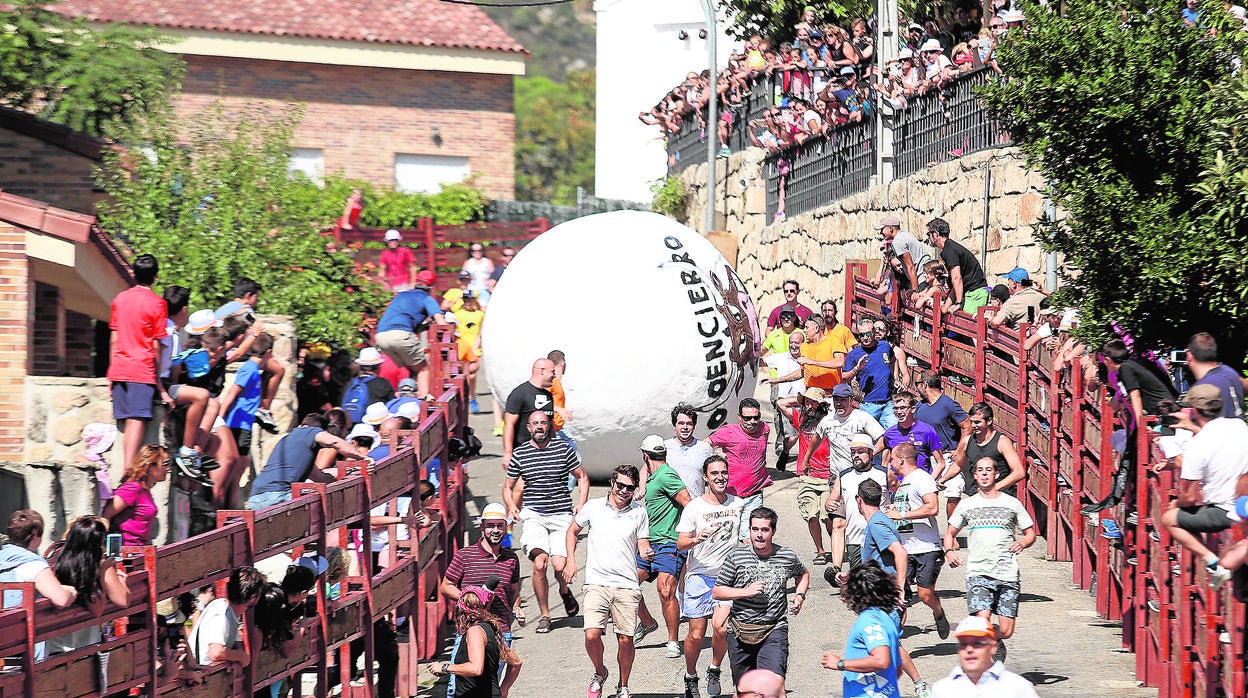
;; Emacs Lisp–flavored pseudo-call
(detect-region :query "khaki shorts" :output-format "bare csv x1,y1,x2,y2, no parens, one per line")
583,584,642,635
375,329,428,370
796,475,831,521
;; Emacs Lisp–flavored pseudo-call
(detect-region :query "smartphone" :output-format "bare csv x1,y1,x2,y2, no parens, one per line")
106,533,123,559
1168,349,1186,364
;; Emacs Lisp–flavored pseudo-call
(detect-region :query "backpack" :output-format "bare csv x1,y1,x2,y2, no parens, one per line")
342,375,379,423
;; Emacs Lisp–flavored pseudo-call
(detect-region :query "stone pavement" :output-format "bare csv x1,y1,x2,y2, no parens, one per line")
421,398,1157,697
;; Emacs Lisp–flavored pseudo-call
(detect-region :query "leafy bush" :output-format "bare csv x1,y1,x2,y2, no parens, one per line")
650,176,690,220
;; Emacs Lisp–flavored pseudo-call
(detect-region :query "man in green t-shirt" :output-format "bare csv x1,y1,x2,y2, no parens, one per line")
634,435,692,658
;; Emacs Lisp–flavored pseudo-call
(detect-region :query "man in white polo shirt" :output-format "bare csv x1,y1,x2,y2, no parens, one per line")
564,464,652,698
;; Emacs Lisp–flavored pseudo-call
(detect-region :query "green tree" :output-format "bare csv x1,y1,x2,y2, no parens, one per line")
717,0,874,41
980,0,1248,360
514,70,595,204
95,102,391,347
0,0,181,136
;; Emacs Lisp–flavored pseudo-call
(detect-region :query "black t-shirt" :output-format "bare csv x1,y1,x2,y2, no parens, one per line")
452,621,502,697
489,265,507,282
939,239,988,299
365,374,396,406
1117,359,1177,415
504,382,554,444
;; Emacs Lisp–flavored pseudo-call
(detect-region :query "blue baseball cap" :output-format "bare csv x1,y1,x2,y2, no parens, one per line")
1236,495,1248,520
1003,267,1029,283
831,384,854,398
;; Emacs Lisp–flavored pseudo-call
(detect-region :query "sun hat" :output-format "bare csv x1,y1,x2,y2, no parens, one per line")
384,229,402,242
362,402,391,425
356,347,384,366
187,309,220,335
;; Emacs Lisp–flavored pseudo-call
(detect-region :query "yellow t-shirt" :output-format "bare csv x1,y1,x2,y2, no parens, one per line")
455,308,483,361
443,288,465,313
801,330,854,389
825,322,858,353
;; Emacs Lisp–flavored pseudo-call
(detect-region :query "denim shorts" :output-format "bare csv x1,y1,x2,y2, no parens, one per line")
637,542,687,580
245,489,292,511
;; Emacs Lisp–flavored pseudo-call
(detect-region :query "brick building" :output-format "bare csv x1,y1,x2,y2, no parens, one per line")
57,0,527,198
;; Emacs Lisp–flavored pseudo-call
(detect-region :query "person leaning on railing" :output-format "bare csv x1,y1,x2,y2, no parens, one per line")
0,510,78,628
44,516,131,656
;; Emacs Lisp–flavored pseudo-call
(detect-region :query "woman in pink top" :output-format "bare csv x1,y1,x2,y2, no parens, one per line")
103,444,169,546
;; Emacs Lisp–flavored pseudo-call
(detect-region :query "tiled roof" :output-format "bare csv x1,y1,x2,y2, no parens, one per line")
55,0,527,55
0,190,133,283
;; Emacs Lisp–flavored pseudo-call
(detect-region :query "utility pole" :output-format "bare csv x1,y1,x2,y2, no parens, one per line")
874,0,899,184
699,0,717,233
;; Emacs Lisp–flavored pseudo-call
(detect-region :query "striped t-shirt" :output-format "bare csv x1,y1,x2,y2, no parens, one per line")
715,544,806,625
505,439,581,515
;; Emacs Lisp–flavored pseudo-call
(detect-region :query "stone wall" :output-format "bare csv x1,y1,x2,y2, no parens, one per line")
6,313,299,545
677,147,1054,323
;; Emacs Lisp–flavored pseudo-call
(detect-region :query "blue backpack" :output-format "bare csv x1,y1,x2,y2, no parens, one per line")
341,375,380,423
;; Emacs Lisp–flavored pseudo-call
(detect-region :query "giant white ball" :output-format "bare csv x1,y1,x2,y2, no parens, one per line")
482,211,762,478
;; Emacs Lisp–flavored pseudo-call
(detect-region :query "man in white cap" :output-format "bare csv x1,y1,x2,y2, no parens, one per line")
441,502,522,693
931,617,1038,697
633,435,691,658
380,229,418,293
341,348,396,423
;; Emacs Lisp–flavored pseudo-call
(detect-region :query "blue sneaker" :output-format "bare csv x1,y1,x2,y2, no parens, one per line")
469,398,480,414
1101,519,1122,539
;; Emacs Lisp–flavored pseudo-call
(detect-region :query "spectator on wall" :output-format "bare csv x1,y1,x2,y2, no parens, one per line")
380,229,418,293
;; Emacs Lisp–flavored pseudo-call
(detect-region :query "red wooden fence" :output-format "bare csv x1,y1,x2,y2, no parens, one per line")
845,262,1247,698
0,328,470,697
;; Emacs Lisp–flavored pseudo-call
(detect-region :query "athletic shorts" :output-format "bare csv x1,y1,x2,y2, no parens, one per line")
230,426,253,457
583,584,641,636
375,329,428,370
112,382,156,420
966,575,1021,618
681,573,729,619
936,453,963,497
1176,504,1233,533
962,287,990,315
906,550,945,591
518,508,572,559
637,542,686,579
796,476,831,521
844,544,863,567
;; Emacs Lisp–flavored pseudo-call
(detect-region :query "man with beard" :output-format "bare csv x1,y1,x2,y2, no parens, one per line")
777,387,837,566
440,503,522,693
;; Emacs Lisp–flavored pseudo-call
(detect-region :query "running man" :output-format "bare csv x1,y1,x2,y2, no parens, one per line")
944,457,1037,664
676,455,744,698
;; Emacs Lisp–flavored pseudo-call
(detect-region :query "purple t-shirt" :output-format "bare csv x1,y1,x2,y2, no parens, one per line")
709,423,772,497
884,420,943,473
1196,364,1246,420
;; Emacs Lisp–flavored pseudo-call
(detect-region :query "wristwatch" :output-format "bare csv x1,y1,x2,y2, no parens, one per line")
438,662,450,675
795,591,807,600
837,659,845,671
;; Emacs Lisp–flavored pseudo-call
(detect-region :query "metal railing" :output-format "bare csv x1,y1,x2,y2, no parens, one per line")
665,76,777,174
891,66,1012,178
763,119,876,220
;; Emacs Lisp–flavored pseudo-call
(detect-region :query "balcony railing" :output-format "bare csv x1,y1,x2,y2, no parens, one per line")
891,67,1012,178
764,119,876,220
666,76,777,174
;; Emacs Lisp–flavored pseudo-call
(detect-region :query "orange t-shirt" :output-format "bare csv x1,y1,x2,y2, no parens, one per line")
551,377,566,431
801,331,854,389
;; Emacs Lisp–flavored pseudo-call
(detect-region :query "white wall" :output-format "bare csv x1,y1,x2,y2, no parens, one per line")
594,0,736,202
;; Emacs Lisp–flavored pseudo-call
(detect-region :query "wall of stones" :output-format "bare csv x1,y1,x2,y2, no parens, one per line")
678,147,1053,323
7,314,299,545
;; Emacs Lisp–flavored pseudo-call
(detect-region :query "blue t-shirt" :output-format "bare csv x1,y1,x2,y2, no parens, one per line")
251,427,325,495
385,395,421,415
863,510,900,575
883,421,943,473
224,359,263,429
1182,7,1202,24
370,444,391,461
1196,364,1245,420
376,290,441,333
842,606,902,698
915,394,968,450
846,341,894,403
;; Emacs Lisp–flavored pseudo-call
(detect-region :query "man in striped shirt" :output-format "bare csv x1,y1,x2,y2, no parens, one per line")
503,411,589,634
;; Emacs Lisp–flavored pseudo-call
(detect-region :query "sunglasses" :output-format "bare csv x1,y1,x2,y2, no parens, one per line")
958,638,993,649
740,414,762,422
612,481,638,492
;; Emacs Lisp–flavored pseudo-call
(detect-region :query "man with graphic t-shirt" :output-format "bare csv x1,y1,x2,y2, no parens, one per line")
709,399,772,540
502,358,557,471
945,458,1036,664
842,320,898,429
107,254,171,472
1186,333,1245,419
676,455,744,698
926,217,988,315
885,443,951,640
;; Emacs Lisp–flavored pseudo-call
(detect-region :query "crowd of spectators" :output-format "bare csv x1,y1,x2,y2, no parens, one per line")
645,2,1023,166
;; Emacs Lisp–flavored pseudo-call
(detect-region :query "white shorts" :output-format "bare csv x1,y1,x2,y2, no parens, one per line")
681,573,730,619
937,452,964,497
518,508,572,559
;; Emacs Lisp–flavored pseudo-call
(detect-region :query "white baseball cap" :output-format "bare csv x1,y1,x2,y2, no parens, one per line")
384,229,402,242
639,435,667,454
362,402,390,425
356,347,384,366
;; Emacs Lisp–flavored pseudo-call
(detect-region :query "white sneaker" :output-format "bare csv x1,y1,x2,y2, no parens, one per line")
665,640,681,658
615,687,631,698
587,671,608,698
1209,564,1233,590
